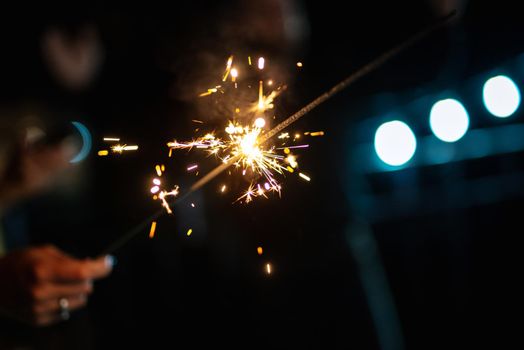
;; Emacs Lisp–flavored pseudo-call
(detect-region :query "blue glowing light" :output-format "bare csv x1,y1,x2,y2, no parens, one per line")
430,98,469,142
483,75,521,118
374,120,417,166
70,121,92,163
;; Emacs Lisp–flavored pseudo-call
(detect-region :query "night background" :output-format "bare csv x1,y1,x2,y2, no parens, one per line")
0,1,521,348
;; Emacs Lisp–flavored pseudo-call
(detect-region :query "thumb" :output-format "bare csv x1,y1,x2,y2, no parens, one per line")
47,255,115,282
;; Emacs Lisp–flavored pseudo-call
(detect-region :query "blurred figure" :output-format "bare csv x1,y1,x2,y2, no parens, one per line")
41,25,103,91
0,14,111,335
0,123,113,327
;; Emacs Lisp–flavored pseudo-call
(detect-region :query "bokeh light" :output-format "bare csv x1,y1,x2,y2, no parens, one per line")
430,99,469,142
374,120,417,166
483,75,521,118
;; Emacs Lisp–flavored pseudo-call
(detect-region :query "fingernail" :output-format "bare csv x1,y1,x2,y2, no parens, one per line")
105,255,116,268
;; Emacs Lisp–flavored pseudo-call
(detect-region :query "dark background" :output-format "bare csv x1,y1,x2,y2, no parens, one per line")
0,1,522,349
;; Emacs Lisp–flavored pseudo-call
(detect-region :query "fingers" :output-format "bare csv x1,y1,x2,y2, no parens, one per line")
31,281,92,301
31,294,87,327
33,294,87,315
39,253,114,283
1,246,114,328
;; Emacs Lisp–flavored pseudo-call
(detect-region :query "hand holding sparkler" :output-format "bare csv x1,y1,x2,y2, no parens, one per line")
0,245,114,326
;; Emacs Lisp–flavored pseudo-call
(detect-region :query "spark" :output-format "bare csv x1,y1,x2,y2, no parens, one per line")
266,263,272,274
186,228,193,236
222,55,234,81
248,56,252,65
149,221,157,238
236,183,256,203
155,165,162,176
258,57,265,70
286,155,298,168
257,247,263,255
296,62,303,67
299,173,311,182
187,164,198,171
98,150,109,156
111,144,138,153
157,186,180,214
199,87,220,97
221,185,227,193
231,68,238,82
309,131,325,137
153,178,161,185
191,203,195,208
254,117,266,128
278,133,289,139
258,81,264,110
253,86,281,113
103,137,120,142
150,186,160,194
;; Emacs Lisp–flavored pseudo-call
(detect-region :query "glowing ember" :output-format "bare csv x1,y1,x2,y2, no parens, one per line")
149,221,157,238
254,117,266,128
222,55,234,81
111,144,139,153
157,186,180,214
231,68,238,82
258,57,265,70
299,173,311,182
309,131,325,137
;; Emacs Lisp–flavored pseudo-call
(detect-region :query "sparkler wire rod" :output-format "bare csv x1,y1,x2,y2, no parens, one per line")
99,11,455,256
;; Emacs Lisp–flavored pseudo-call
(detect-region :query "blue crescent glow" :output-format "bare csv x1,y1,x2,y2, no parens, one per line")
70,121,92,163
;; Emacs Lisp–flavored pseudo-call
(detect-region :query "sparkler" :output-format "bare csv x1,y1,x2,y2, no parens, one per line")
99,11,456,255
167,55,304,205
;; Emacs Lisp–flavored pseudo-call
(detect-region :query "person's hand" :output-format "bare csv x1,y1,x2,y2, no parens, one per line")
0,245,113,326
